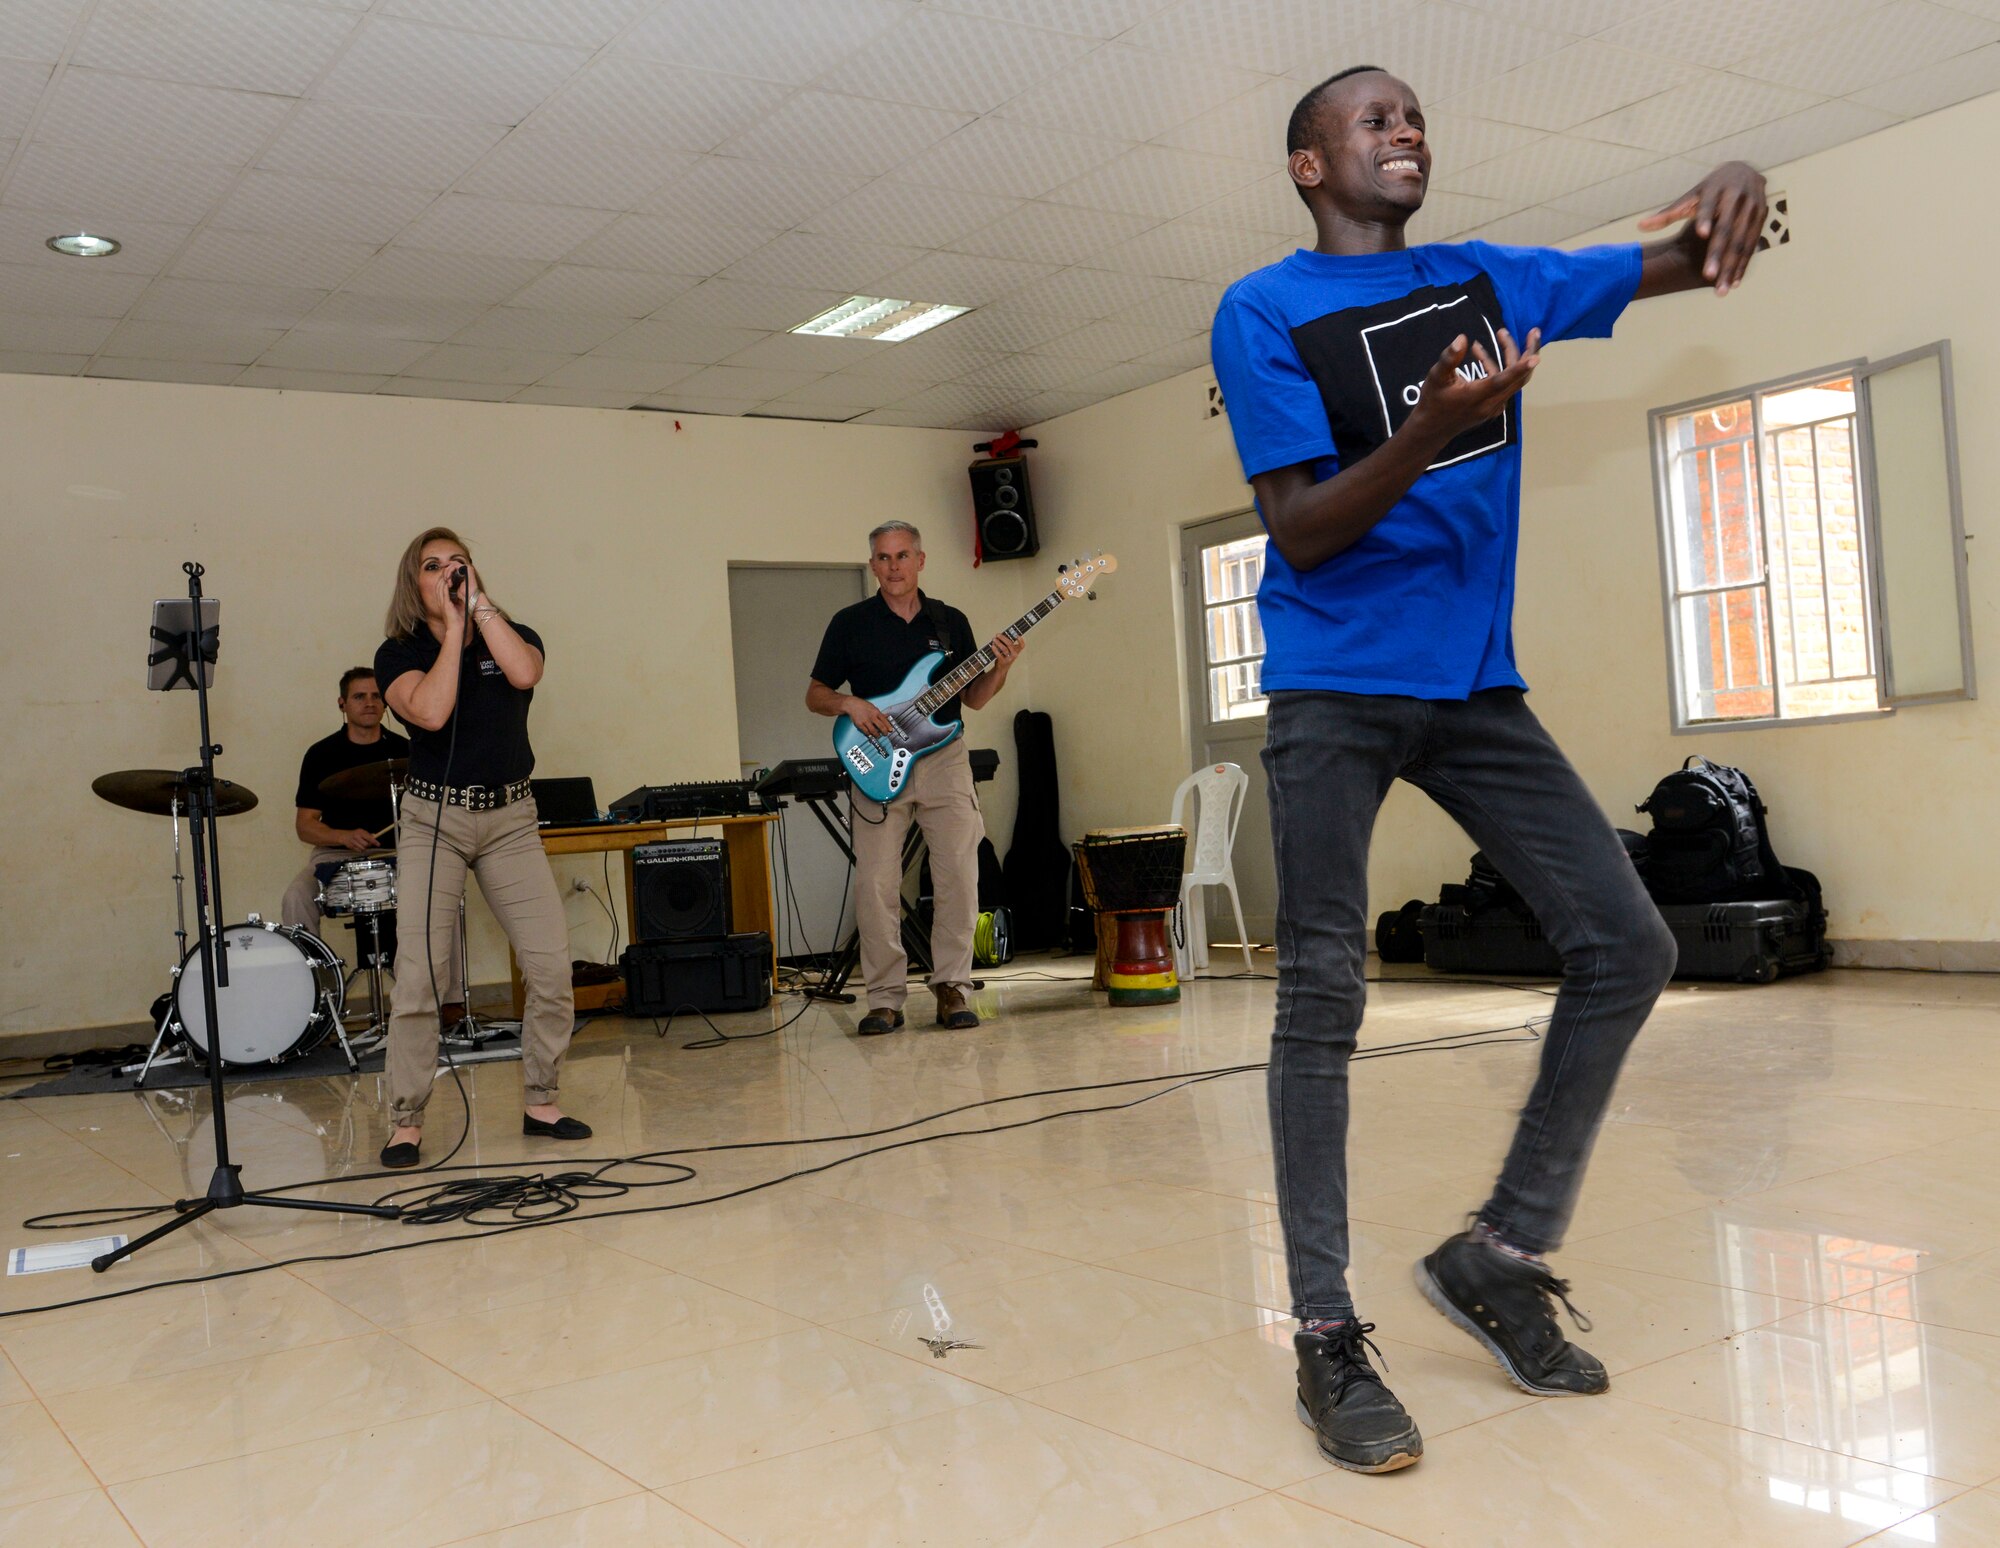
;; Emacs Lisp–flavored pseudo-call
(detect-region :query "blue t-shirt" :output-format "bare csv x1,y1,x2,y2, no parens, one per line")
1210,241,1641,698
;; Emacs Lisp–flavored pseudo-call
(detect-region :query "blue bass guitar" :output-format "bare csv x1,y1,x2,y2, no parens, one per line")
833,552,1115,805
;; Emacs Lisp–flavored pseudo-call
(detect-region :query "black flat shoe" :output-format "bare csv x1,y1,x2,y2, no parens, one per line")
379,1140,421,1169
523,1114,592,1140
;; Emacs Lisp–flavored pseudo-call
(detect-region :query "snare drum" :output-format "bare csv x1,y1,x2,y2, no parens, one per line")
318,855,397,917
173,920,345,1067
1076,826,1187,1007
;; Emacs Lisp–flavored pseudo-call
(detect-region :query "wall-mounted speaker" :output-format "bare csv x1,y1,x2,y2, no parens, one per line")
633,838,730,942
969,455,1039,561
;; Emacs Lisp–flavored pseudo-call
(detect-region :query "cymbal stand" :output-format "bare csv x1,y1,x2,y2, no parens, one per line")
130,794,195,1086
94,561,399,1276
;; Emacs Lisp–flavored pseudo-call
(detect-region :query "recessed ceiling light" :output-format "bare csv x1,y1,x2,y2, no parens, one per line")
792,295,969,343
47,232,121,258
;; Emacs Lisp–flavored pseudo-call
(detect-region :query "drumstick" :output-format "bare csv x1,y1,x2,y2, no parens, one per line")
371,821,397,840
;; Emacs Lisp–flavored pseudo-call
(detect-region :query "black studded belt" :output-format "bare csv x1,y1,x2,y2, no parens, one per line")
405,776,531,811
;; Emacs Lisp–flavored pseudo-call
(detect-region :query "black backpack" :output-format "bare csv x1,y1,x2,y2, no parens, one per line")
1637,756,1792,904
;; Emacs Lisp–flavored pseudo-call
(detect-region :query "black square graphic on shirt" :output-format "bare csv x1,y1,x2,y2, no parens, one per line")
1289,272,1513,473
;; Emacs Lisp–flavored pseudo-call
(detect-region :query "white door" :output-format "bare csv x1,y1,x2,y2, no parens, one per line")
728,563,868,963
1180,510,1275,945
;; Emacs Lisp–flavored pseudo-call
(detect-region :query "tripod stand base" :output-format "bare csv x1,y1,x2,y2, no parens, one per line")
91,1163,402,1273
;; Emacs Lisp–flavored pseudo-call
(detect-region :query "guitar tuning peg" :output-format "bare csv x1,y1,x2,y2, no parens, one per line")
1085,589,1097,601
1057,562,1068,572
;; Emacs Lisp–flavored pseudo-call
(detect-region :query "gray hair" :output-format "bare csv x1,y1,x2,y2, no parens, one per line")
868,520,922,551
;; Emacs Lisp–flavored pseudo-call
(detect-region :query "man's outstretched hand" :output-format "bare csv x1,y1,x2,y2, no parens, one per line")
1406,327,1542,445
1638,161,1768,296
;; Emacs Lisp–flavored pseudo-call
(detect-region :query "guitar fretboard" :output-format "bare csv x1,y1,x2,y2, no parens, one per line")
910,588,1066,718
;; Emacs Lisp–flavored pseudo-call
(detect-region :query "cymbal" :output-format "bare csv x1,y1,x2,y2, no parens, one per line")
318,758,409,803
92,769,259,818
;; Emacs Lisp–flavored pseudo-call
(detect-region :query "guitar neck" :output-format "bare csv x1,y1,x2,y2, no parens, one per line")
914,588,1065,715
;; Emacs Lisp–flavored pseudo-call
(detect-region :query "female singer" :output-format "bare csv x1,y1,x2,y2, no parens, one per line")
373,527,588,1167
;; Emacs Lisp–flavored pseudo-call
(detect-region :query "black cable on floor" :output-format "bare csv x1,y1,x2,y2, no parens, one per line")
4,1014,1547,1319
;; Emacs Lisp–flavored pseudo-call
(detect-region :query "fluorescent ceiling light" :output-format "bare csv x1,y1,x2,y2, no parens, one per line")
792,295,969,343
47,232,121,258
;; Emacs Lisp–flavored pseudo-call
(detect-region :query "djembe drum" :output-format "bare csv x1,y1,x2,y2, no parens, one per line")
1075,826,1187,1006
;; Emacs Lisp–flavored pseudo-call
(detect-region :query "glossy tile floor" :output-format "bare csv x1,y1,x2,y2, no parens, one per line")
4,961,2000,1546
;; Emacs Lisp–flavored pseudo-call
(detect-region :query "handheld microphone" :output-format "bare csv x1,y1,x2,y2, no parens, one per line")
447,565,466,602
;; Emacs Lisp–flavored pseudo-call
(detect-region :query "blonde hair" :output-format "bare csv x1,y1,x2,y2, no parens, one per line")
384,526,505,639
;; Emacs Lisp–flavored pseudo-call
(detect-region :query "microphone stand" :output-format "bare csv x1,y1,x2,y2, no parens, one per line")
95,563,399,1273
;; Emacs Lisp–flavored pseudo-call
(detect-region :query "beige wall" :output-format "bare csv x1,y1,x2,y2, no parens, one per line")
1023,90,1999,954
0,376,1031,1037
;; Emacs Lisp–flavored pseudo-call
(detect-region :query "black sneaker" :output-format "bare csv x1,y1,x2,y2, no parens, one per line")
1293,1322,1423,1473
1415,1230,1609,1395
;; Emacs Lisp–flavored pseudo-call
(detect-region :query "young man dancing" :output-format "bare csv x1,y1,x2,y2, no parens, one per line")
1209,65,1765,1473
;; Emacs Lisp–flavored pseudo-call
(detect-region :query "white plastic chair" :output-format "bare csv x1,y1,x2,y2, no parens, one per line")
1170,762,1254,978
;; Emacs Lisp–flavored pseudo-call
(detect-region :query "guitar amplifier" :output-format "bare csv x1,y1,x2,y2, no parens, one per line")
633,838,730,941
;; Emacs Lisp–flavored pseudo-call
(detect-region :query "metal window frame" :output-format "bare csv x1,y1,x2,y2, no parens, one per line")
1649,356,1897,735
1850,340,1978,707
1180,508,1269,739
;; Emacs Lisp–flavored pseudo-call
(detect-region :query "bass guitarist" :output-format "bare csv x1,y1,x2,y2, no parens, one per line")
807,520,1023,1034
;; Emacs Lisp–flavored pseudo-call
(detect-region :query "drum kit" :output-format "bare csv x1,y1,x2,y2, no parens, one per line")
93,758,413,1084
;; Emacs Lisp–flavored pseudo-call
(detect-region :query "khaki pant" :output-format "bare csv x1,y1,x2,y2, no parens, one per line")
851,738,983,1011
281,846,463,999
386,795,572,1128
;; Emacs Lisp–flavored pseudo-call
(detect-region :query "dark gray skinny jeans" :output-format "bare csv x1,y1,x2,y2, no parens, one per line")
1263,687,1677,1321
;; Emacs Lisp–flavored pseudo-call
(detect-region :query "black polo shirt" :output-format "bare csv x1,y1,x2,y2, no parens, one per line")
295,726,411,833
375,621,544,788
812,590,979,723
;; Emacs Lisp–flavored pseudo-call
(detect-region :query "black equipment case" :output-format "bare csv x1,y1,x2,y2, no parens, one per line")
621,932,772,1015
1419,897,1829,984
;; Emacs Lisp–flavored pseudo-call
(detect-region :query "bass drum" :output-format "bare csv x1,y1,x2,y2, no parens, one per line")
173,921,345,1068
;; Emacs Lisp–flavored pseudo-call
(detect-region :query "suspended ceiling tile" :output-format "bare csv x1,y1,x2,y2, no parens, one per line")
650,277,845,331
1850,41,2000,118
1461,203,1601,245
1000,43,1268,144
1693,98,1901,170
946,201,1157,267
88,357,244,384
457,131,699,211
1089,219,1280,282
1738,0,2000,98
1008,388,1103,423
0,0,90,65
171,228,380,290
341,246,547,302
1435,132,1656,203
999,265,1180,320
641,156,868,229
616,0,913,85
293,292,490,340
1063,358,1182,398
0,207,190,274
948,351,1096,394
509,384,649,408
0,311,116,352
381,0,655,50
1151,78,1299,163
802,180,1024,250
745,402,866,421
1449,0,1655,33
1044,144,1269,220
927,0,1174,40
35,69,294,163
769,372,909,408
635,391,762,415
210,171,440,244
1598,0,1885,71
1025,317,1203,363
816,8,1095,114
877,248,1060,306
313,16,590,125
134,278,331,329
1342,3,1570,100
260,103,509,189
671,362,825,399
1402,188,1512,243
1443,41,1703,132
536,353,704,391
236,365,392,393
394,194,618,261
1104,277,1225,331
102,317,284,363
257,331,436,373
530,55,793,151
1126,0,1404,79
0,58,54,139
1580,73,1824,154
719,331,889,373
718,91,973,176
72,0,359,95
1420,109,1551,169
895,117,1129,200
0,349,88,374
402,342,572,383
505,263,699,316
882,379,1022,422
919,301,1084,356
562,213,773,276
448,306,629,354
590,318,771,362
1185,174,1312,239
379,376,518,400
1545,155,1711,224
1132,333,1214,373
720,232,928,293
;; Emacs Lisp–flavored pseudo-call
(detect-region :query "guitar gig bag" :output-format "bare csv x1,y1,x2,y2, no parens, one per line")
1003,709,1071,950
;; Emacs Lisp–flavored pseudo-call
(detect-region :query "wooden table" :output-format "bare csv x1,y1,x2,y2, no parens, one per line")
509,814,779,1015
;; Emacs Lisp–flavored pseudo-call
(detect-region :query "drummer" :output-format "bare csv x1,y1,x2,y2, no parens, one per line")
280,669,417,939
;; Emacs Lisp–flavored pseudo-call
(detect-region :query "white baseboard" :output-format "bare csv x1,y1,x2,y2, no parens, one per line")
1829,939,2000,973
